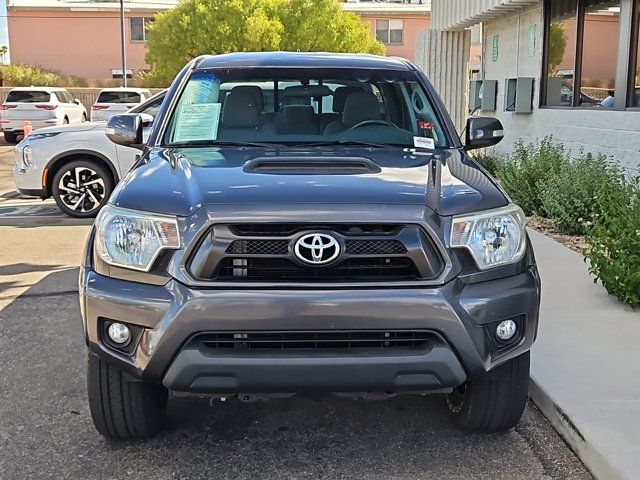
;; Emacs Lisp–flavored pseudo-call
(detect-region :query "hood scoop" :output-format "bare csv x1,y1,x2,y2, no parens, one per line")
243,157,381,175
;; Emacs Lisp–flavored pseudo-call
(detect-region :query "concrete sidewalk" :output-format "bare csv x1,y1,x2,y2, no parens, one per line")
528,230,640,480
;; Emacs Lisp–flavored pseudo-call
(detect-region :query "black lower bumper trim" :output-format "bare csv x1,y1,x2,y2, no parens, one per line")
162,345,467,393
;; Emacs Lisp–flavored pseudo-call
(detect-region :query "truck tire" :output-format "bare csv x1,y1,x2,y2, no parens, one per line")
87,353,168,440
445,351,530,433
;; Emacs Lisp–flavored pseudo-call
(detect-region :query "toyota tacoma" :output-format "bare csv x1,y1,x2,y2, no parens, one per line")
80,52,540,440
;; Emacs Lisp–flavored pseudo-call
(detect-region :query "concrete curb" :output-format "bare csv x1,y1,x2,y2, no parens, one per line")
529,379,622,480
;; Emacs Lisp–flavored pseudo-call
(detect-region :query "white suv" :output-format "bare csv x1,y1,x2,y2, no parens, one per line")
13,91,164,217
1,87,87,143
91,87,152,122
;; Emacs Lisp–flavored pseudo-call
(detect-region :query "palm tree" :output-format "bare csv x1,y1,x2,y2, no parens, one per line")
0,45,7,65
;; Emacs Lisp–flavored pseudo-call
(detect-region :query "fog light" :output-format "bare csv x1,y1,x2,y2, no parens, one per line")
107,322,131,345
496,319,517,341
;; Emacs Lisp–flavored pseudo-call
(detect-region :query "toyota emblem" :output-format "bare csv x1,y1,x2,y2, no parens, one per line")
294,233,340,265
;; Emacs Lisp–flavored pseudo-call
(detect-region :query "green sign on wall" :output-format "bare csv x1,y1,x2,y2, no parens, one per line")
492,35,499,62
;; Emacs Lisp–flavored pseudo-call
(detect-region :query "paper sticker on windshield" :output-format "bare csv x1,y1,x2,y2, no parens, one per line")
413,136,435,150
173,102,221,143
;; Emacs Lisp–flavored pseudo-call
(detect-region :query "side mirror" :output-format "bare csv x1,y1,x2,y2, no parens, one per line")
74,98,82,106
105,113,144,149
465,116,504,151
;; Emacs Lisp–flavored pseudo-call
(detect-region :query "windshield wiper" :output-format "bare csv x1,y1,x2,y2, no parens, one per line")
166,140,282,148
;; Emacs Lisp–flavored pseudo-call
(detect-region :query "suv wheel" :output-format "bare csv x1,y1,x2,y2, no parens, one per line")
52,159,113,218
87,353,168,440
3,132,18,144
446,351,529,433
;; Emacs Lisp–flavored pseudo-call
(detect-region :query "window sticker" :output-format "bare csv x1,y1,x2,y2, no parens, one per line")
173,73,222,143
413,136,435,150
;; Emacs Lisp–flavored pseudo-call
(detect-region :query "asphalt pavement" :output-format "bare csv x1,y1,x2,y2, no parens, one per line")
0,142,593,480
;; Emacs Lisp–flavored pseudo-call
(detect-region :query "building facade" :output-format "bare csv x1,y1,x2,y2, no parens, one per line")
6,0,430,81
428,0,640,172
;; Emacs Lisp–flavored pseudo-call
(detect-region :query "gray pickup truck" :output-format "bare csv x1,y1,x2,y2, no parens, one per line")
80,52,540,440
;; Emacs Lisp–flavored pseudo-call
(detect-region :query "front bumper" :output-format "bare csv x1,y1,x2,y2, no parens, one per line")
80,266,540,394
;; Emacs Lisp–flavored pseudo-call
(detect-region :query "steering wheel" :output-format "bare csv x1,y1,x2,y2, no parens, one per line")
349,119,395,130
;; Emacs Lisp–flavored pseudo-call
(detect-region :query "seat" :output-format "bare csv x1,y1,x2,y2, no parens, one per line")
278,105,318,135
320,86,362,132
324,90,381,135
219,88,274,140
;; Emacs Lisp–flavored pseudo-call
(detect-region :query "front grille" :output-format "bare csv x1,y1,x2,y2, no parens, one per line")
188,223,445,283
216,257,419,282
197,330,434,351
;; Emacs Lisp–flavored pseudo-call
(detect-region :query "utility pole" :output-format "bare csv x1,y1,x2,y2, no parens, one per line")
120,0,127,87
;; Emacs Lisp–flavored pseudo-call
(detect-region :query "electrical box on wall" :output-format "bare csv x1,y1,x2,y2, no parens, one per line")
505,77,535,113
469,80,482,111
469,80,498,112
481,80,498,111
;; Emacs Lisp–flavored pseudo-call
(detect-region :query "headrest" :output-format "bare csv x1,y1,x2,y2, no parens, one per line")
222,88,260,128
342,91,381,127
230,85,264,110
283,105,315,124
282,85,332,98
332,86,362,113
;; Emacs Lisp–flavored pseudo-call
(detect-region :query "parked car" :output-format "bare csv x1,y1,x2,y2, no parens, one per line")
1,87,87,143
82,52,540,440
90,87,152,122
13,91,165,217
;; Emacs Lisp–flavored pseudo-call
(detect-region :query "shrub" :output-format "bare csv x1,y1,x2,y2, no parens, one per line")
586,178,640,307
539,152,629,235
0,64,88,87
496,137,566,215
471,152,503,176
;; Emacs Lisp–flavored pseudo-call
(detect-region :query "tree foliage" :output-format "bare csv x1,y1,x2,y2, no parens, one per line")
547,23,567,73
144,0,386,85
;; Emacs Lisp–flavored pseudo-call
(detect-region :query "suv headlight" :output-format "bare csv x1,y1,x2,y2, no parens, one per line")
95,205,180,272
22,144,33,167
450,204,527,270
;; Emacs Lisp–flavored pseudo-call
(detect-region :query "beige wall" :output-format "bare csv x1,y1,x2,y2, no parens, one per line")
8,10,151,80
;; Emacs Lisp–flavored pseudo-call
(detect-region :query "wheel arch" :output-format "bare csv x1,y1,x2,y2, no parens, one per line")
44,150,119,196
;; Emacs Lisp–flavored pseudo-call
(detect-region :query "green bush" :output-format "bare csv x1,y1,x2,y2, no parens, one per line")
471,152,503,176
586,179,640,307
0,64,88,87
539,152,629,235
496,137,566,215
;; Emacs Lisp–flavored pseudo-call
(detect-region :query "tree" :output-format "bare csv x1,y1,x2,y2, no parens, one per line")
547,23,567,74
144,0,385,85
0,45,8,65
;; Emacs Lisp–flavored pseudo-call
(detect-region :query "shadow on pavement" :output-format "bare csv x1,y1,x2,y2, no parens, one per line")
0,269,591,480
0,263,65,276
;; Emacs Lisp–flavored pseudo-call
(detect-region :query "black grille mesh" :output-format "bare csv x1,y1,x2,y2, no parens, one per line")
198,330,434,350
226,240,289,255
345,239,406,255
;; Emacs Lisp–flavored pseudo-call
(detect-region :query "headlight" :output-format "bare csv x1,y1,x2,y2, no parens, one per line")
95,205,180,272
26,132,61,141
22,144,33,167
450,204,527,270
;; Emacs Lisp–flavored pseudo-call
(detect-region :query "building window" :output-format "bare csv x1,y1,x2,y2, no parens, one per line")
631,1,640,107
375,19,403,44
130,17,153,42
543,0,623,108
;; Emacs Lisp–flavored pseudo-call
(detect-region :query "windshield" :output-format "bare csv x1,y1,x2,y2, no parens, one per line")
162,68,449,149
6,91,51,103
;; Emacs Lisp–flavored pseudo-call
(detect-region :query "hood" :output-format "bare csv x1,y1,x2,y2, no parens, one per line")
29,122,104,135
112,146,508,217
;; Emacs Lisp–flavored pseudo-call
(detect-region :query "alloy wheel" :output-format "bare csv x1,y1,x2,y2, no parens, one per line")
57,167,106,213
